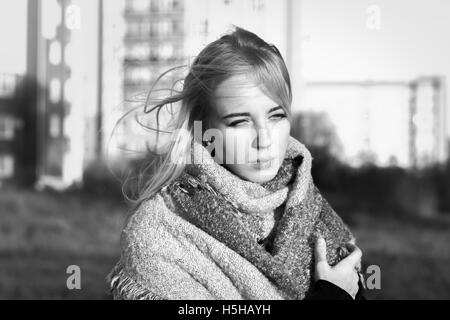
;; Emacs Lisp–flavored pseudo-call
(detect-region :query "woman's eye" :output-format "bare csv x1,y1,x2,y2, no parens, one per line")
270,113,287,120
228,119,249,127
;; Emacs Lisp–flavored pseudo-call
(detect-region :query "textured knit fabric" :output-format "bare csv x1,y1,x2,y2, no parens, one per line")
106,136,355,300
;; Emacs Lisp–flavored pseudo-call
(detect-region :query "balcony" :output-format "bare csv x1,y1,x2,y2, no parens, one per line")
123,6,184,19
124,31,185,43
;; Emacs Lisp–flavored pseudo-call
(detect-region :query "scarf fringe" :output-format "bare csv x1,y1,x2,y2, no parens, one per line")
106,264,163,300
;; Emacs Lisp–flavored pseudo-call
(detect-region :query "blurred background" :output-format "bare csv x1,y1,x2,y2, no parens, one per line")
1,0,450,299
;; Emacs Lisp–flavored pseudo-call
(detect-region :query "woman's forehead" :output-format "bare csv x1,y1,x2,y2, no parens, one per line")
213,75,277,111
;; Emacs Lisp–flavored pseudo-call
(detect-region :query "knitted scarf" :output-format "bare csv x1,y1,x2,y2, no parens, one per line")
162,136,354,300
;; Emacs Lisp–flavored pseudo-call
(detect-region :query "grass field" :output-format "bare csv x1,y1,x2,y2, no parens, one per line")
0,188,126,299
1,187,449,299
350,213,450,299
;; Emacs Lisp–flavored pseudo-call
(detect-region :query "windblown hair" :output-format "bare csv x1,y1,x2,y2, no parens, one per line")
122,26,293,211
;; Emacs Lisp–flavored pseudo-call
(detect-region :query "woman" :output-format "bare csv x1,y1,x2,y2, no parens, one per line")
107,26,364,300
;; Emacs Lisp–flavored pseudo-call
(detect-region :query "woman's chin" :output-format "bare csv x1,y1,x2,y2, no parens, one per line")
241,167,279,184
224,162,280,184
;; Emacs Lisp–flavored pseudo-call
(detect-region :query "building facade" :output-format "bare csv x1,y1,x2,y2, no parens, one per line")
409,77,447,168
0,75,22,186
26,0,101,190
302,77,448,168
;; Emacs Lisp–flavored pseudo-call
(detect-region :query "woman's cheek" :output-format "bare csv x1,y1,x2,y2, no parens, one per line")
213,121,290,165
273,120,291,166
225,128,255,164
271,120,290,139
211,126,251,165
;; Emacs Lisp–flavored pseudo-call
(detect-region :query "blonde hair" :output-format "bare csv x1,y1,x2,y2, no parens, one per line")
123,26,293,211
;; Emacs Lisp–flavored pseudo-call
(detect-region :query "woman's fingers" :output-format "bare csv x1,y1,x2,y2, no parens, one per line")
345,242,362,271
351,271,360,298
313,237,362,298
345,270,359,299
341,246,362,268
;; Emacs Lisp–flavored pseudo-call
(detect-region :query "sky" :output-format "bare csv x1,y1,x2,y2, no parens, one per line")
0,0,27,74
2,0,449,87
300,0,450,165
301,0,450,82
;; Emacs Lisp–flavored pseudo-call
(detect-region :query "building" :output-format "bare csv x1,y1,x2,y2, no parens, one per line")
302,77,448,168
27,0,102,190
0,75,21,186
123,0,185,98
121,0,295,96
409,77,447,168
117,0,186,155
114,0,301,157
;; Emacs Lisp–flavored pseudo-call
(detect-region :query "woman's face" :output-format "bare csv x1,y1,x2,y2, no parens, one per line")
206,74,291,184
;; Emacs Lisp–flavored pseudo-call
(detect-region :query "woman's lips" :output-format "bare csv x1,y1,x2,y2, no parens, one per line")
250,158,275,169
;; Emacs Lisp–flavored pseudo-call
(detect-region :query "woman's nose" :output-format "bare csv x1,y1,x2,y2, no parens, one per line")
253,126,272,150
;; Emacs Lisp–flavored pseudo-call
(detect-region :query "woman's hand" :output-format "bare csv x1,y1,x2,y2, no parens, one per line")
314,237,362,299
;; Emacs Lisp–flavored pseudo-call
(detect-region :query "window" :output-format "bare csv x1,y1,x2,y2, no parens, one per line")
172,20,183,34
159,43,174,60
172,0,182,10
199,20,208,36
0,154,14,179
150,0,160,12
49,41,62,65
126,20,152,38
49,114,61,138
125,66,152,84
49,78,61,103
126,21,141,37
0,74,16,98
0,116,15,140
161,0,172,11
125,44,151,60
150,22,158,37
252,0,265,11
149,46,159,61
150,20,171,37
173,45,184,60
140,20,151,36
128,0,151,12
160,20,172,36
151,0,180,12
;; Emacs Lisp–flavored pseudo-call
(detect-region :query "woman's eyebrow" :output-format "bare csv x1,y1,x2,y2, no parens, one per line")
222,106,283,120
222,112,250,120
268,106,284,113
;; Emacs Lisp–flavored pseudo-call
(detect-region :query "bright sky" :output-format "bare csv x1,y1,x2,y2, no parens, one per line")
301,0,450,165
0,0,27,74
